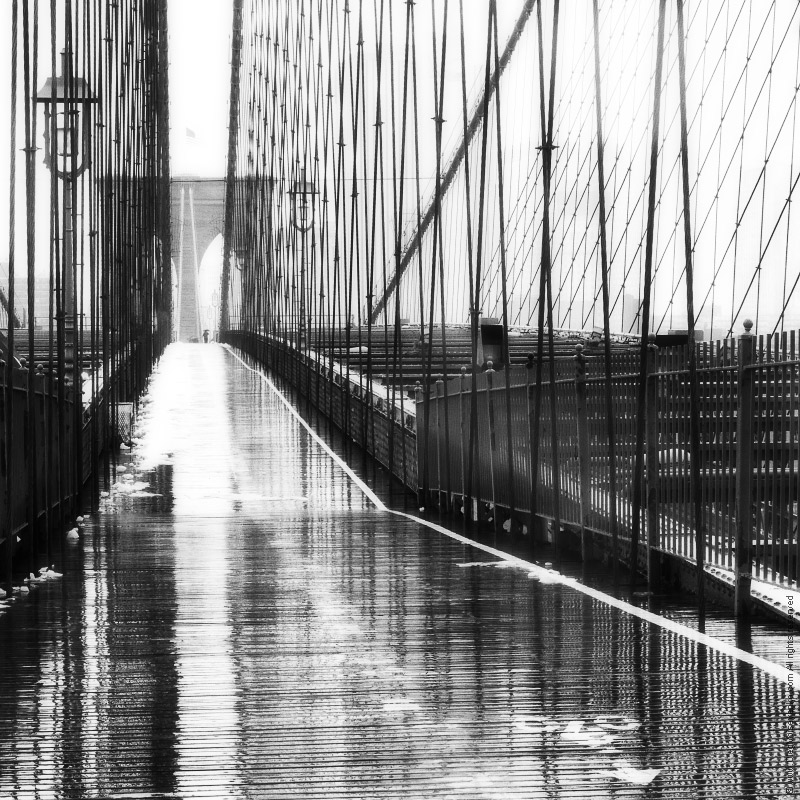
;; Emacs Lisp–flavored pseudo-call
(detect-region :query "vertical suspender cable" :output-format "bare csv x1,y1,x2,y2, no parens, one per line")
676,0,705,610
51,0,65,535
531,0,559,531
391,0,413,498
543,0,562,556
43,0,57,552
366,0,386,462
471,2,495,515
530,0,548,525
22,0,39,573
64,0,80,506
4,0,19,595
426,0,452,508
458,0,478,512
631,0,667,585
591,0,620,578
490,0,517,522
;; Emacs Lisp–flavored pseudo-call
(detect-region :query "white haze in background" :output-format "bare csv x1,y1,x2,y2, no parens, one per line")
169,0,233,179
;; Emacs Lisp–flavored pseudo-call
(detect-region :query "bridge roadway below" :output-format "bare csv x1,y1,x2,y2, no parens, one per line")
1,343,799,798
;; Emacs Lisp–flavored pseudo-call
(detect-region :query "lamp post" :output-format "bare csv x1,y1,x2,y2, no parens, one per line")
233,243,248,331
35,50,96,388
232,173,259,332
211,290,220,341
287,174,317,349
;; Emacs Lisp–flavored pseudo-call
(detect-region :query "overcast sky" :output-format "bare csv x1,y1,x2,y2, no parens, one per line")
169,0,233,178
0,1,796,334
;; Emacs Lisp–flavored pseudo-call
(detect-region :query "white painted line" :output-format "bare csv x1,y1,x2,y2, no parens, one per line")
223,345,387,510
225,342,800,690
388,510,800,690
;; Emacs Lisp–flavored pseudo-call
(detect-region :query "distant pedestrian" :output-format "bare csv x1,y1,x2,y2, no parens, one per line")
203,329,210,344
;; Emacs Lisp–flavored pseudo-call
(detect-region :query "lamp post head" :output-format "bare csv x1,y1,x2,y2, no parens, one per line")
232,213,252,270
35,51,97,178
288,176,317,233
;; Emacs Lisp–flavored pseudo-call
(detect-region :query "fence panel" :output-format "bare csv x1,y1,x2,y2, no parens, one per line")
750,333,799,587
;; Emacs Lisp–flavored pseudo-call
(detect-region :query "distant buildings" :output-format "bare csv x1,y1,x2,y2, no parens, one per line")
0,262,54,328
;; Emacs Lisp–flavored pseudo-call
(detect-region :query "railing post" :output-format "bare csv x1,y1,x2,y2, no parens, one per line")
435,378,445,511
526,354,537,540
735,319,755,616
415,382,424,509
574,345,592,561
646,336,660,588
486,361,498,534
459,367,467,515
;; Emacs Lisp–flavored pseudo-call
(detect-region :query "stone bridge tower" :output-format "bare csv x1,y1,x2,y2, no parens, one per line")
170,178,226,341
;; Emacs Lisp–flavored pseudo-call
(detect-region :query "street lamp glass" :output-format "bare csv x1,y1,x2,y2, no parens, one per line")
288,178,317,233
55,111,80,159
35,53,96,178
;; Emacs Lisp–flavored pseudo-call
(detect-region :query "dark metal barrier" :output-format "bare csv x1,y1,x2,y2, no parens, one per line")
1,338,156,579
0,369,75,551
419,323,800,615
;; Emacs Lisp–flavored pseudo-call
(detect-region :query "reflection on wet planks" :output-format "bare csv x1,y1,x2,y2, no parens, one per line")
0,343,797,799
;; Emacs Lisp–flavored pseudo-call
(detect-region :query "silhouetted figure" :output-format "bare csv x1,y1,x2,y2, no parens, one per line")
203,329,210,344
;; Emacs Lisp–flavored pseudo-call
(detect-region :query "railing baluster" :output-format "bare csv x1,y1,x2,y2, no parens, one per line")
486,362,498,535
435,378,444,510
646,338,660,588
735,320,755,615
459,366,466,515
575,345,591,562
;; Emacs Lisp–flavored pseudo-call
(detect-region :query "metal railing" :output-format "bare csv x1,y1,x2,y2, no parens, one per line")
418,323,800,606
0,368,76,548
1,337,154,580
224,330,419,489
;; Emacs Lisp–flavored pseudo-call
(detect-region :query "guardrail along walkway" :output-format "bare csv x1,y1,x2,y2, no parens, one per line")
1,343,798,798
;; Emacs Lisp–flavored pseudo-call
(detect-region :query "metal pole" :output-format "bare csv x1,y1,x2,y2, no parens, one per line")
735,320,755,615
591,0,620,578
631,0,667,583
63,177,75,386
575,345,591,561
299,228,306,349
676,0,706,611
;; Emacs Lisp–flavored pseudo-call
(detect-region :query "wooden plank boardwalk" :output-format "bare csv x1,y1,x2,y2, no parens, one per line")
1,343,799,798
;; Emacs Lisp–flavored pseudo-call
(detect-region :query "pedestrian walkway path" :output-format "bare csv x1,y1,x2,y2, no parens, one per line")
1,343,799,799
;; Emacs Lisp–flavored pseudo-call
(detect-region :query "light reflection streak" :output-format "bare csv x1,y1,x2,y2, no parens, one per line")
142,345,245,797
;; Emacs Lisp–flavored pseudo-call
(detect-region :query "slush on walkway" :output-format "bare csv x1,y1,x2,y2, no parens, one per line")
1,344,798,798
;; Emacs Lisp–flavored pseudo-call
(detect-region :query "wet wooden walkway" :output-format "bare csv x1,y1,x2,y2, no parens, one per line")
1,343,799,798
